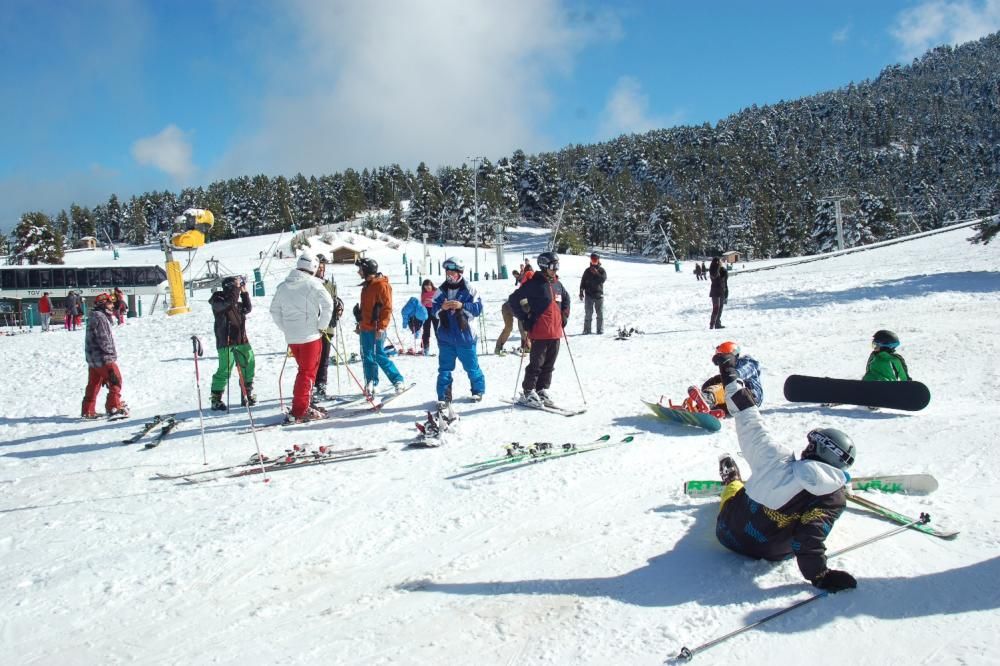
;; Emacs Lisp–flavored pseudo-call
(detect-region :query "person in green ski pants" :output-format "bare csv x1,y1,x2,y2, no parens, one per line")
209,275,256,410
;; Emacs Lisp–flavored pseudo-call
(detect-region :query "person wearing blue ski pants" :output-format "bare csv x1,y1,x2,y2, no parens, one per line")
436,341,485,401
359,330,404,387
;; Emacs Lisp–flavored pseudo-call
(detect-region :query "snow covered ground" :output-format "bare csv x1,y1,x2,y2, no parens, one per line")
1,224,998,665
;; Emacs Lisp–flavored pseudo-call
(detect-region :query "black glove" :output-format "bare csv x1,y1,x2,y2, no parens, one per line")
812,569,857,593
712,352,740,386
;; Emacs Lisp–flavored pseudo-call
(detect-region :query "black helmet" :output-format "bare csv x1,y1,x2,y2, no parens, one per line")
222,275,240,290
537,251,559,271
872,329,900,348
804,428,856,469
356,257,378,277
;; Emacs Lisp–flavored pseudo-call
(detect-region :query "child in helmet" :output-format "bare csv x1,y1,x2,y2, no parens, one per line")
208,275,255,411
81,293,129,419
863,329,911,381
701,341,762,415
712,350,857,593
432,257,485,406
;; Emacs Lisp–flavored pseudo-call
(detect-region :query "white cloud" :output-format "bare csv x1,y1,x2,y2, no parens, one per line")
596,76,683,140
832,25,851,43
214,0,615,177
891,0,1000,60
131,125,196,183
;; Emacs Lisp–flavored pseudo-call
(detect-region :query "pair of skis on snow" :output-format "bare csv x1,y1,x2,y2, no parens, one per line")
122,414,181,449
238,383,416,434
683,473,957,539
447,434,637,478
153,444,386,482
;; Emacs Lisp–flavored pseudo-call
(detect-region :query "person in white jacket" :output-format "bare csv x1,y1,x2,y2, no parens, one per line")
270,253,334,422
711,350,859,593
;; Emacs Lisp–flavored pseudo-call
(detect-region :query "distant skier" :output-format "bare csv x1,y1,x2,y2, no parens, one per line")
38,292,52,331
579,252,607,335
711,350,858,593
81,293,128,419
432,257,485,406
65,291,81,331
508,251,570,407
862,329,911,381
112,286,128,325
208,275,255,411
419,279,438,355
694,264,703,281
701,341,763,414
270,253,334,423
401,295,428,354
708,256,728,329
355,257,405,395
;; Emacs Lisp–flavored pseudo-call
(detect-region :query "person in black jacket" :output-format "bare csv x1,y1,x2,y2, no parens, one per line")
579,252,607,335
712,351,857,592
209,275,255,410
708,256,729,329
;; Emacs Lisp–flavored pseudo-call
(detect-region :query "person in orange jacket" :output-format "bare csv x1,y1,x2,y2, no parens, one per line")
355,258,405,395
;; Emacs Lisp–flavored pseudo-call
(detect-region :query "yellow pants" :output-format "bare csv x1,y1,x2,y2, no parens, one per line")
719,480,745,511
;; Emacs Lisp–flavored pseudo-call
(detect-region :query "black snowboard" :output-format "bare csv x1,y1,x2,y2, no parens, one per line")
783,375,930,411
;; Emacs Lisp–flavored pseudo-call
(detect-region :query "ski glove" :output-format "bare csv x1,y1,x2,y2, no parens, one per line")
812,569,857,593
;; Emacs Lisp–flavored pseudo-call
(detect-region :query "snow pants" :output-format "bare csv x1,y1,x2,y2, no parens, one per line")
82,362,124,416
288,339,322,418
437,341,485,401
421,315,438,353
210,344,256,393
315,334,331,387
583,295,603,334
41,313,51,331
495,302,528,353
522,338,560,393
359,330,404,388
710,297,725,328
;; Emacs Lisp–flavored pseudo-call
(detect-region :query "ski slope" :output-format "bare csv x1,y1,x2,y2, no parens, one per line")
1,224,998,665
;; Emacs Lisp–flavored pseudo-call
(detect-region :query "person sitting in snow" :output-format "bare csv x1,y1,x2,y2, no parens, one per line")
862,329,911,381
700,341,762,415
712,350,858,593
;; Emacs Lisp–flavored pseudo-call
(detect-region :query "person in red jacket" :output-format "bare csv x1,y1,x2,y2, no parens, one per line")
38,292,52,331
507,252,570,407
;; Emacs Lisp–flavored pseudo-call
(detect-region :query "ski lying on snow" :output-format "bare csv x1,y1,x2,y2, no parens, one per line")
122,414,176,444
846,492,958,539
143,417,182,449
499,397,586,417
683,473,939,498
449,435,634,478
238,384,416,433
153,446,367,480
225,447,386,478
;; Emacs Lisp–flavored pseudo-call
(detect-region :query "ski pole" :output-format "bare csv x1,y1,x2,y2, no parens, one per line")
676,512,929,661
390,312,405,352
234,361,269,483
190,335,208,465
332,340,379,408
512,345,527,400
676,592,828,662
277,345,290,413
561,325,587,406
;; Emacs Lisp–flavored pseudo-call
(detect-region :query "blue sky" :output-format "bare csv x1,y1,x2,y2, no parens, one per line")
2,0,999,232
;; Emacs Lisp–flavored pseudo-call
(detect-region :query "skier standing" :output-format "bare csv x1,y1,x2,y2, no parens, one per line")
81,293,128,419
356,258,405,394
419,279,438,355
112,286,128,325
708,256,728,329
432,257,485,406
508,251,570,407
862,329,911,381
711,350,857,592
313,257,345,400
270,254,334,422
579,252,606,335
65,291,81,331
38,292,52,331
208,275,255,411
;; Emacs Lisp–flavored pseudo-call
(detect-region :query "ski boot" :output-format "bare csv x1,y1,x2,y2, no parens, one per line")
210,391,227,412
719,453,742,485
241,383,257,407
536,389,555,408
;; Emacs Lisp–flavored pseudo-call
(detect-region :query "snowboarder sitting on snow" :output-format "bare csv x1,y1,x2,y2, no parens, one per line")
432,257,485,406
401,295,429,354
712,350,857,593
81,293,129,419
701,341,762,415
508,251,570,408
862,329,911,382
209,275,256,411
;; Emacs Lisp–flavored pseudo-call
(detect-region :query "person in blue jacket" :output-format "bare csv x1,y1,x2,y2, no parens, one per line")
432,257,485,407
701,341,763,415
401,296,428,354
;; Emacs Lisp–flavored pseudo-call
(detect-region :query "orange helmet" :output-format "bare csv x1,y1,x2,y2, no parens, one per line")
715,341,740,356
94,293,113,307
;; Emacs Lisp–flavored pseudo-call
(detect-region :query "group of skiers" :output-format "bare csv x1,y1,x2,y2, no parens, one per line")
73,242,919,596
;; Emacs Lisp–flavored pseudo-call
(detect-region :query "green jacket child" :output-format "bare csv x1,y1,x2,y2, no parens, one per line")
863,329,910,381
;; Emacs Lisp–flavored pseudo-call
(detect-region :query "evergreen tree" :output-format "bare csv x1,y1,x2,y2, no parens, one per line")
12,212,64,264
